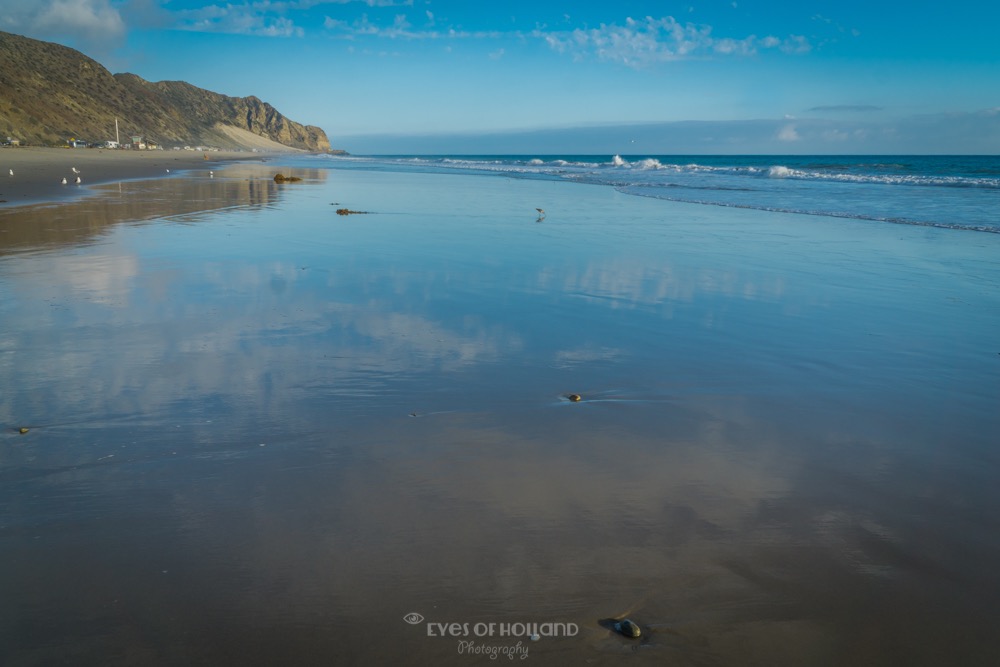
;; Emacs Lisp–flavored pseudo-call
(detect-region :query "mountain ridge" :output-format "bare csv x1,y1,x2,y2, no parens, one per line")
0,31,330,152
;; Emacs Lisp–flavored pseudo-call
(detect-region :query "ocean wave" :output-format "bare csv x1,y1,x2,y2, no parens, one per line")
526,158,600,168
609,155,674,171
601,158,1000,188
435,157,999,225
762,165,1000,189
441,158,507,166
331,155,1000,190
767,165,799,179
636,158,665,170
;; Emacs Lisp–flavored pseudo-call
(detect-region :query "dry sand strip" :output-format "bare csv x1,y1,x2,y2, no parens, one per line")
0,146,282,206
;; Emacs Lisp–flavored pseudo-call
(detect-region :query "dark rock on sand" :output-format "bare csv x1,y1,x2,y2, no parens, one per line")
613,619,641,638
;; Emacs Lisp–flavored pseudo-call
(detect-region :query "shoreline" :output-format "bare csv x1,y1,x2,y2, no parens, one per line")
0,146,294,207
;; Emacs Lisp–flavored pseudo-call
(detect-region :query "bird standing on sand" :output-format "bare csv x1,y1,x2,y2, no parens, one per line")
8,169,12,176
61,177,67,185
75,176,81,184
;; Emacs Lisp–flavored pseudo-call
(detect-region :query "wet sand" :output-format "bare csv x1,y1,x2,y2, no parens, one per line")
0,146,284,206
1,164,999,666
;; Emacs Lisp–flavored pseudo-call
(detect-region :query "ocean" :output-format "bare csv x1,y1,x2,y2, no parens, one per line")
316,154,1000,233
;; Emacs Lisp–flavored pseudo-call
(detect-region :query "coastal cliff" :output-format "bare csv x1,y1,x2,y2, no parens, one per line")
0,30,330,151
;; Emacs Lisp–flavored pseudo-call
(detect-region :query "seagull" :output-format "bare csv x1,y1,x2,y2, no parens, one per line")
535,208,546,220
8,169,12,176
75,176,81,184
166,169,170,173
209,171,214,178
61,177,67,184
71,167,80,174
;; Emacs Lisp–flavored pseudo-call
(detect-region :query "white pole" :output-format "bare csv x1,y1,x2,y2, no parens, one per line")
115,118,119,145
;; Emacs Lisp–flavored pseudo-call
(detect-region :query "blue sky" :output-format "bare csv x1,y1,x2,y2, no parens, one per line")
1,0,998,153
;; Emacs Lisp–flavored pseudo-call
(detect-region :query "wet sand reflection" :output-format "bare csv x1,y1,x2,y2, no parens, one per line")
1,168,998,665
0,165,327,255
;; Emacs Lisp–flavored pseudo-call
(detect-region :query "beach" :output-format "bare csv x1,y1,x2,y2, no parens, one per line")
1,157,999,666
0,146,283,206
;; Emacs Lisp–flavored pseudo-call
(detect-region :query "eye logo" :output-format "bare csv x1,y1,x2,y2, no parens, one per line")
403,612,425,625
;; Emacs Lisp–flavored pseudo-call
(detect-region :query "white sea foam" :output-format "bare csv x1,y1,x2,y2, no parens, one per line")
768,165,796,178
635,158,665,170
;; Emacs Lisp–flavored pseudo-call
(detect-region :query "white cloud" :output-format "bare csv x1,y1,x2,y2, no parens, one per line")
777,124,800,141
336,12,411,38
317,8,807,65
323,16,348,30
538,16,811,67
0,0,126,52
323,13,502,40
781,34,811,54
319,0,413,5
712,36,756,55
175,3,305,37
